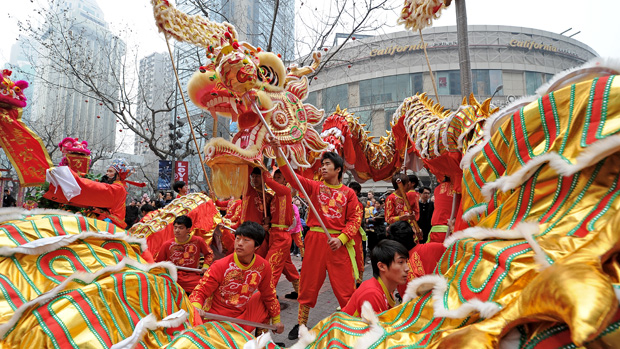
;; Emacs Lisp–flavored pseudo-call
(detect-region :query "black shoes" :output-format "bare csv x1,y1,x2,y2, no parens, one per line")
287,323,300,340
284,291,298,299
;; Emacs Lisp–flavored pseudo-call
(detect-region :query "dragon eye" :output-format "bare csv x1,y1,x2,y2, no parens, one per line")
258,65,279,86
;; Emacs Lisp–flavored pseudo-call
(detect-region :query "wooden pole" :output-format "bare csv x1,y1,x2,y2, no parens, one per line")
164,35,214,194
246,98,332,241
418,29,440,103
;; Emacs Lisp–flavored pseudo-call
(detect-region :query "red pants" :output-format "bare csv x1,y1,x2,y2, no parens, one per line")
266,228,298,288
208,292,269,332
299,230,355,308
282,254,300,282
353,233,364,282
292,231,305,257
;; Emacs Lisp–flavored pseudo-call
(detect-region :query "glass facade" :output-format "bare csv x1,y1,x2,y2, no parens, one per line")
322,84,348,112
437,71,461,95
525,71,543,95
355,110,372,131
306,91,317,107
359,73,423,106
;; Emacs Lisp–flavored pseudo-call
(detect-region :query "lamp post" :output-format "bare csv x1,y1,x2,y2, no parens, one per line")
491,85,503,100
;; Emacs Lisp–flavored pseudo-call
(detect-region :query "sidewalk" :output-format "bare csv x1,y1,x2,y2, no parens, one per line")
271,254,373,347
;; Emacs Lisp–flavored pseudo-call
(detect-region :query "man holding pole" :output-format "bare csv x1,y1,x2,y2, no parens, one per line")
268,137,362,340
189,221,284,334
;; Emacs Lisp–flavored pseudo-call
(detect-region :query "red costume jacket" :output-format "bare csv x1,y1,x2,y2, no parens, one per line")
278,161,361,244
155,235,213,293
431,181,454,226
241,173,273,225
397,242,447,298
263,172,292,229
342,277,394,317
385,191,420,225
189,253,280,321
223,199,243,229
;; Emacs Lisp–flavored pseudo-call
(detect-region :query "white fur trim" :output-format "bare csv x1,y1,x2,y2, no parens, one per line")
0,256,177,339
461,204,488,223
402,274,500,319
499,327,521,349
614,286,620,303
353,302,385,349
520,225,551,270
0,232,148,256
243,332,272,349
481,134,620,201
444,222,550,270
0,208,83,224
110,310,188,349
290,325,316,349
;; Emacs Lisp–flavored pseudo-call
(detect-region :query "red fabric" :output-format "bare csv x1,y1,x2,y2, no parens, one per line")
266,227,298,288
397,243,447,297
240,173,272,225
145,199,220,257
0,106,52,186
431,182,454,226
342,278,391,316
429,231,446,243
43,169,127,229
282,254,300,282
155,235,213,293
215,199,231,211
385,191,420,225
353,200,364,281
223,199,242,229
291,231,304,258
263,172,293,227
279,165,362,242
189,253,280,320
298,230,356,308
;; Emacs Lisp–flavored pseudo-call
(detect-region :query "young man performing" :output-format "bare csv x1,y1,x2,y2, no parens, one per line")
385,173,421,242
342,239,409,316
269,138,362,340
155,215,213,294
262,169,300,293
189,221,284,334
173,180,188,198
389,221,447,299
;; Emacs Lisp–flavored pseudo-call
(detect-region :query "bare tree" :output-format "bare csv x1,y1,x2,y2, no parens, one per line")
15,0,213,162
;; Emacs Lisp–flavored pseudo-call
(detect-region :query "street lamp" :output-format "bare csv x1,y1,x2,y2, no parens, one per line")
491,85,503,100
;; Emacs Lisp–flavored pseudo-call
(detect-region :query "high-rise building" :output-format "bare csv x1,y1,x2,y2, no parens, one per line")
135,52,175,155
8,35,37,123
30,0,125,155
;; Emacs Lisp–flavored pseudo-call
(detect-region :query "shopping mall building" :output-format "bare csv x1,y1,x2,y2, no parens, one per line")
306,25,598,191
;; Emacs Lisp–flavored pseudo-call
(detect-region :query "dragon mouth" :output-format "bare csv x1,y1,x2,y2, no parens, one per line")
200,93,243,121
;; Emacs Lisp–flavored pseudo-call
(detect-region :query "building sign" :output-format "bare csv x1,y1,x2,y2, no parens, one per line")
174,160,189,183
158,160,172,190
509,39,558,53
370,41,458,57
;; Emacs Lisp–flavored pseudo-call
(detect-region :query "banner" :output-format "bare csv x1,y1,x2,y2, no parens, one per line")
174,160,189,183
158,160,172,190
0,107,53,186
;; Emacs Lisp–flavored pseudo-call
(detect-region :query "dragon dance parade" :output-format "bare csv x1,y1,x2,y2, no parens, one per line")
1,0,620,348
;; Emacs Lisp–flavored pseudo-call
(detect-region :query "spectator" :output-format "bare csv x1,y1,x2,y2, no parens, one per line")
173,181,188,198
417,186,434,243
2,189,16,207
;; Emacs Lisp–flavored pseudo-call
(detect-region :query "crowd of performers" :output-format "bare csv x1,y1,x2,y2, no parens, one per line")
61,139,458,341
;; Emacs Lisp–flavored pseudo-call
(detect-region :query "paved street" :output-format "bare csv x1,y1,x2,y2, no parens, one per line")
271,254,373,347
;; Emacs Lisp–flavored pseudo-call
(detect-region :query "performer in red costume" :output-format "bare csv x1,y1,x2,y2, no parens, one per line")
342,240,409,317
155,215,213,294
189,221,284,333
44,158,138,229
385,173,421,241
269,137,363,340
173,181,188,198
389,221,447,298
428,177,454,243
348,182,366,285
263,169,300,293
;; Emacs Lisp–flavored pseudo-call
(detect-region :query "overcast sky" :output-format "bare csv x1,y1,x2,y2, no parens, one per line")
1,0,619,67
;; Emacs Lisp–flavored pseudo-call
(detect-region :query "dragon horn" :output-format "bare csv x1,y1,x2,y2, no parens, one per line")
286,51,322,82
151,0,238,49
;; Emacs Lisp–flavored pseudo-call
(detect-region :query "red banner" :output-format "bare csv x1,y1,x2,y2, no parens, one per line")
174,161,189,183
66,153,91,174
0,107,53,186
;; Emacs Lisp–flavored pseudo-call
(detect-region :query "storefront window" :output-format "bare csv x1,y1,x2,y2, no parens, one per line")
306,91,317,107
525,71,542,95
385,108,397,128
472,70,503,96
356,110,372,131
437,71,461,95
359,74,417,106
412,73,423,94
322,84,348,112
